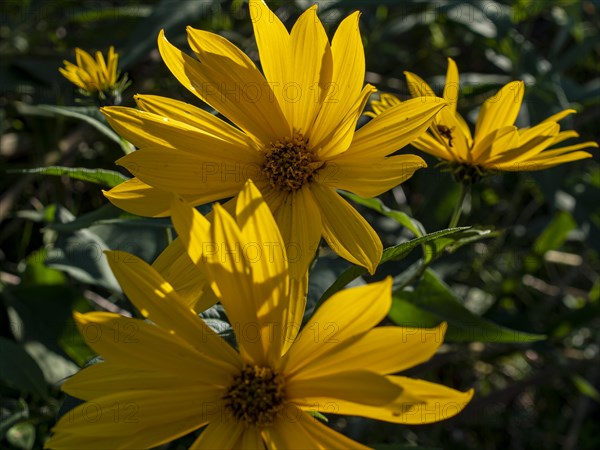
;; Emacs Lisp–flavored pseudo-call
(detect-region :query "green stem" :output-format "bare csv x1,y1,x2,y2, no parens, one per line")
448,183,469,228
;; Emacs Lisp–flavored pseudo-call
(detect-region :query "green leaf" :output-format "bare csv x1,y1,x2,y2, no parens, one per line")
571,375,600,403
0,337,48,399
44,205,169,292
533,211,577,255
390,270,546,343
202,318,236,349
9,166,128,188
552,34,600,74
341,192,425,237
317,227,470,307
20,249,66,286
13,102,133,153
423,227,499,263
6,422,36,450
46,204,125,232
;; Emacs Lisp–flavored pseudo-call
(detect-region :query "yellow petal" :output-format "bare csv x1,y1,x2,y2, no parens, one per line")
287,370,402,406
236,180,288,291
314,84,377,159
115,146,258,201
454,109,474,143
320,376,473,425
411,130,454,160
62,363,185,400
287,5,332,134
103,177,175,218
284,278,391,375
443,57,460,113
46,389,218,449
474,80,524,139
319,153,426,198
75,49,98,81
73,312,230,382
282,274,309,356
470,125,518,163
550,129,579,146
106,46,118,85
152,237,209,310
265,405,370,450
295,323,447,380
310,12,366,157
383,376,474,424
169,195,212,269
94,50,108,82
343,96,447,159
485,122,558,165
102,106,256,158
248,0,291,119
105,250,241,369
158,29,288,144
212,201,283,365
134,94,256,149
404,70,437,98
233,428,263,450
433,107,473,162
271,186,321,282
366,92,402,117
189,419,245,450
310,183,382,274
235,180,291,363
496,147,594,171
540,108,576,124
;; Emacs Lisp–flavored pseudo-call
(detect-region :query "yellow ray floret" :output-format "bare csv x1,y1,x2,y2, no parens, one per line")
45,180,472,450
102,0,449,278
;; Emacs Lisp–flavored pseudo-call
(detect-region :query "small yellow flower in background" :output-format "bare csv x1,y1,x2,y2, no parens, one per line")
101,0,448,279
60,46,129,104
44,180,472,450
369,58,597,183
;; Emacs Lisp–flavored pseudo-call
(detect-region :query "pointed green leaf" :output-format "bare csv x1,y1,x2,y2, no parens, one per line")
390,270,546,343
571,375,600,403
317,227,470,307
533,211,577,255
9,166,128,188
341,191,425,237
14,103,133,153
0,337,48,399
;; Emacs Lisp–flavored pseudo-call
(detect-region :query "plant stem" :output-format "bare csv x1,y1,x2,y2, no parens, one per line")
448,183,469,228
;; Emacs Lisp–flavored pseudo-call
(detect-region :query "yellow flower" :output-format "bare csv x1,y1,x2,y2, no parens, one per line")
370,58,597,182
101,0,447,278
59,47,119,94
45,180,472,450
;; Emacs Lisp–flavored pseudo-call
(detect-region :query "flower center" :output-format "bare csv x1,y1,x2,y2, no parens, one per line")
262,132,323,191
223,365,285,426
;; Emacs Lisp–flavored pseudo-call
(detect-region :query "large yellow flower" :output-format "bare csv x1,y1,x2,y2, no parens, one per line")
45,181,472,450
102,0,447,278
369,58,597,182
60,47,119,94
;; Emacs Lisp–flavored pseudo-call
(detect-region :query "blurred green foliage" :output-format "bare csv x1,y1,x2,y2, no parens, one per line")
1,1,599,449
